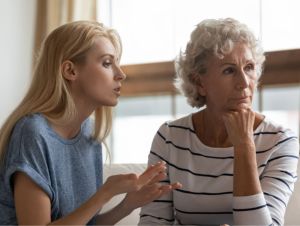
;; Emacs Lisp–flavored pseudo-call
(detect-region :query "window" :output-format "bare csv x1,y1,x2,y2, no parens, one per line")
262,86,300,136
111,96,174,163
98,0,300,64
261,0,300,51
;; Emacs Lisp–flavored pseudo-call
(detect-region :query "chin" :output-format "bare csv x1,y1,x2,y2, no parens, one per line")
99,99,119,107
109,99,119,106
228,103,252,111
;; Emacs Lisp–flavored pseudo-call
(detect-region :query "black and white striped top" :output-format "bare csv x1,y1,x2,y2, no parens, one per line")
139,114,299,226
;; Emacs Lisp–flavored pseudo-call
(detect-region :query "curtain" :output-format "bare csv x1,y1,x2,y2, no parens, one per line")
34,0,97,63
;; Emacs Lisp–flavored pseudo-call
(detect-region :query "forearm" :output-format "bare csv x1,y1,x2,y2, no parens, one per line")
233,141,262,196
95,198,133,225
49,187,112,225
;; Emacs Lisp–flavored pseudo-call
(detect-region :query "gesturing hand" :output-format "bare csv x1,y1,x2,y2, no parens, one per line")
102,161,181,201
123,162,182,210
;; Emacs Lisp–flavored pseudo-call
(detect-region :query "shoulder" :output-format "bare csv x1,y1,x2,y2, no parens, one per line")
11,113,49,141
255,116,299,156
255,116,298,139
155,114,195,139
6,113,53,161
4,114,53,177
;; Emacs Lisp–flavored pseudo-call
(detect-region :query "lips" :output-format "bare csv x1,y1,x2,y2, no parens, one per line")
236,96,249,100
230,96,250,104
114,87,121,96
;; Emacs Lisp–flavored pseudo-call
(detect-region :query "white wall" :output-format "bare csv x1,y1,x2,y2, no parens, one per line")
0,0,36,126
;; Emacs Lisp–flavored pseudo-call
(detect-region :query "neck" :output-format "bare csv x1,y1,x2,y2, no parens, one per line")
193,108,232,148
193,108,264,148
48,110,91,140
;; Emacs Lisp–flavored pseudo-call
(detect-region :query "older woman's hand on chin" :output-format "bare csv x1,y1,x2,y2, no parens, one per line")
222,108,255,147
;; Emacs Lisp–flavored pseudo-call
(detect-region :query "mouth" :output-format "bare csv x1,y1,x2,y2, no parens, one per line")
230,96,251,106
114,87,121,96
234,96,249,101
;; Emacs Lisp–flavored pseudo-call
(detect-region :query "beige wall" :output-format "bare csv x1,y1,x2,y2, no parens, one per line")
0,0,36,126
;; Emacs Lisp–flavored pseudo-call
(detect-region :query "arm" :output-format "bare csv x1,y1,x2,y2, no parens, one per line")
14,161,169,225
223,109,261,196
14,172,111,225
223,109,299,225
96,162,181,225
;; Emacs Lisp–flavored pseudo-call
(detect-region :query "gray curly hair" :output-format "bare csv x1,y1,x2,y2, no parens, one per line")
174,18,265,108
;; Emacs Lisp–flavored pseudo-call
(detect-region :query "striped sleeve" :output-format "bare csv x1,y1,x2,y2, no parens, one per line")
234,131,299,225
138,125,175,225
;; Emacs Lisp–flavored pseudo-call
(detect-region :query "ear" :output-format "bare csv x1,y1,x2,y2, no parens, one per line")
61,60,78,81
194,73,207,96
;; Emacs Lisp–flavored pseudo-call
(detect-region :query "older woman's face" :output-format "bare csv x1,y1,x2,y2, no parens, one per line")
198,43,257,112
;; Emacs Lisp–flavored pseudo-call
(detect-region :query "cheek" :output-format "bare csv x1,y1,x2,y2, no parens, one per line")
249,79,257,92
77,72,106,96
207,86,229,103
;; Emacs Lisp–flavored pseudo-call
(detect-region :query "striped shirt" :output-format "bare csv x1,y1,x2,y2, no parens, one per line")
138,114,299,226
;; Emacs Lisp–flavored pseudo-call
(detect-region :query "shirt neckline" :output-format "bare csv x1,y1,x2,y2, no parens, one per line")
187,112,266,153
38,113,84,145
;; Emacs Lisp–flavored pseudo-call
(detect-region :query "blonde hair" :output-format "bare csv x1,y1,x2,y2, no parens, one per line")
0,21,122,164
175,18,265,108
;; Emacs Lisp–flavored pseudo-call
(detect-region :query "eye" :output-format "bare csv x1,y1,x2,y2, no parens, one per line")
223,67,235,75
103,59,112,68
244,63,255,72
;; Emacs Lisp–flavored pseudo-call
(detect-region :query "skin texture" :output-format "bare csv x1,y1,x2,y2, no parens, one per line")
13,37,182,225
193,43,264,196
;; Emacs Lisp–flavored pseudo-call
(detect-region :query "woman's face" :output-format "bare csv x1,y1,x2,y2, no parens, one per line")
71,37,126,109
198,43,257,113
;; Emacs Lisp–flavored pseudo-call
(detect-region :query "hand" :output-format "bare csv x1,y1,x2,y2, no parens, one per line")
122,182,181,211
121,162,182,211
222,108,255,147
101,161,170,199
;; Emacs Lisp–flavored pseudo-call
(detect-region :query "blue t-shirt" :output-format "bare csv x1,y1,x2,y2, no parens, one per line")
0,113,103,225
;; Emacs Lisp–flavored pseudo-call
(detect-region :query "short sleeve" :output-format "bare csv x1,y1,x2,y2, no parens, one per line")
3,118,55,203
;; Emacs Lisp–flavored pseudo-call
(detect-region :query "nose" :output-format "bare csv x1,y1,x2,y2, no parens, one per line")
236,69,249,90
114,65,127,81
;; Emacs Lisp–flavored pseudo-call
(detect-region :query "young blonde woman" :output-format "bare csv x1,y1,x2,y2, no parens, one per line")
0,21,181,225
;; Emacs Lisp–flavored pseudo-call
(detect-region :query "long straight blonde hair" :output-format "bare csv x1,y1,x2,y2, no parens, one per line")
0,21,122,164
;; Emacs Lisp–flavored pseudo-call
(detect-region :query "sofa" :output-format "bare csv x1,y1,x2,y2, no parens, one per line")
103,163,300,225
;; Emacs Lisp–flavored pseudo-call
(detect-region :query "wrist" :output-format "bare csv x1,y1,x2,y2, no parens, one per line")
97,185,114,204
234,139,255,150
119,197,134,215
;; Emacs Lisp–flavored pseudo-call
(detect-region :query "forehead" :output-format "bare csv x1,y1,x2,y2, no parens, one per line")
209,43,254,66
219,43,254,64
89,36,116,57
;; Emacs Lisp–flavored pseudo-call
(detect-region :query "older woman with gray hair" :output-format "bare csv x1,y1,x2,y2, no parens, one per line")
139,18,299,225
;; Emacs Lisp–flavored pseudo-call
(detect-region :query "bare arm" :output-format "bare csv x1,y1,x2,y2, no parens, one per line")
14,161,177,225
96,162,182,225
14,172,112,225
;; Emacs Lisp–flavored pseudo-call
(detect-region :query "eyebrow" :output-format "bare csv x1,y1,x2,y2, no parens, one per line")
100,54,115,59
220,59,255,67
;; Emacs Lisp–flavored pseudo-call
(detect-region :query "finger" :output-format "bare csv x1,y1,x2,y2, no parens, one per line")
158,182,182,195
138,162,166,186
143,161,166,177
170,182,182,190
148,172,167,185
